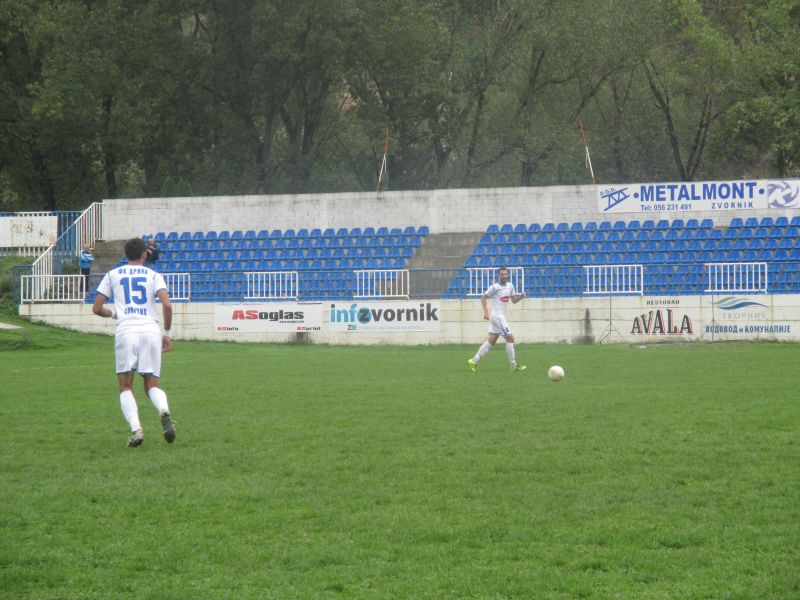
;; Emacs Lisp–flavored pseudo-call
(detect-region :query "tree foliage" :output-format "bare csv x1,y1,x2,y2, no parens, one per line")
0,0,798,210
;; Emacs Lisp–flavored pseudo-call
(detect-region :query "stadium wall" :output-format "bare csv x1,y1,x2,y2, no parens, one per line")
100,184,796,238
20,294,800,344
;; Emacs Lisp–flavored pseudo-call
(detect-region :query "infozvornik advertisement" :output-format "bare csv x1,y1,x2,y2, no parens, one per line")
327,300,442,332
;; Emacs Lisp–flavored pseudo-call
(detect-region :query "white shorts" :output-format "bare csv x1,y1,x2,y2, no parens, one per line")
115,331,162,376
488,314,512,337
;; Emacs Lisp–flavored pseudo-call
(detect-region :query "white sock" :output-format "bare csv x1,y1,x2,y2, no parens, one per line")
506,343,517,369
120,390,141,432
473,341,492,363
147,387,170,415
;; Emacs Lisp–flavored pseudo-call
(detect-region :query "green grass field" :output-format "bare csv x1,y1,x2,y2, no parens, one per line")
1,318,799,599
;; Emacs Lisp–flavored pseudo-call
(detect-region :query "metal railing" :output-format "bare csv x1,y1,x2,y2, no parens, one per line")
21,271,192,304
20,274,85,303
466,266,525,296
29,203,103,282
164,273,192,301
354,269,410,299
705,262,768,294
583,264,644,295
244,271,298,300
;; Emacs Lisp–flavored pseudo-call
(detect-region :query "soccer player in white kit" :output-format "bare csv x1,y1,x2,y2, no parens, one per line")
467,266,526,372
92,238,176,447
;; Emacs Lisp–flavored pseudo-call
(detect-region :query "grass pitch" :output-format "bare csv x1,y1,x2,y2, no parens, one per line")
1,319,799,599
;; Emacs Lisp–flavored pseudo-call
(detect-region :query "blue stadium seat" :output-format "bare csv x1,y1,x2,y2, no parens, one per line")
598,221,612,231
769,226,784,238
627,220,641,230
570,222,583,232
542,223,555,233
728,250,743,262
728,217,743,228
685,218,699,229
759,216,774,227
556,223,569,232
612,220,626,231
656,220,670,230
744,217,758,228
671,219,684,229
527,223,541,233
641,220,655,230
700,218,714,228
584,221,597,231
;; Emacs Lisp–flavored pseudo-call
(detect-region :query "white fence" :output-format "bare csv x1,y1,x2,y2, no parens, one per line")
245,271,298,300
705,262,768,294
466,267,525,296
20,271,192,304
354,269,410,299
164,273,191,301
583,264,644,295
20,275,85,303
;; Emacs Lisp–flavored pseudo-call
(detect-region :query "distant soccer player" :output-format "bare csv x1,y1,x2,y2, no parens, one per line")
92,237,176,447
467,266,526,373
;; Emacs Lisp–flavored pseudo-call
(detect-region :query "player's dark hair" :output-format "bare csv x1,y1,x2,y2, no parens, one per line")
497,266,508,274
124,238,148,261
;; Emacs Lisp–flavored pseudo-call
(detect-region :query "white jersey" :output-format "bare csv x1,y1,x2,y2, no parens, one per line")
484,281,516,317
96,264,168,336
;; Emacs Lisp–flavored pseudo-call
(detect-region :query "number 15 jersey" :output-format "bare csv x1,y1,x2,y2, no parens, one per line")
96,264,167,335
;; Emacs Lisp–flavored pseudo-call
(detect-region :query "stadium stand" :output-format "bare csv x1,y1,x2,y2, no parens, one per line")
448,215,799,298
137,226,428,302
93,217,796,302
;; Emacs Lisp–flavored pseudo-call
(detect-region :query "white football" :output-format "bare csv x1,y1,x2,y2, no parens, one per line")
548,365,565,381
